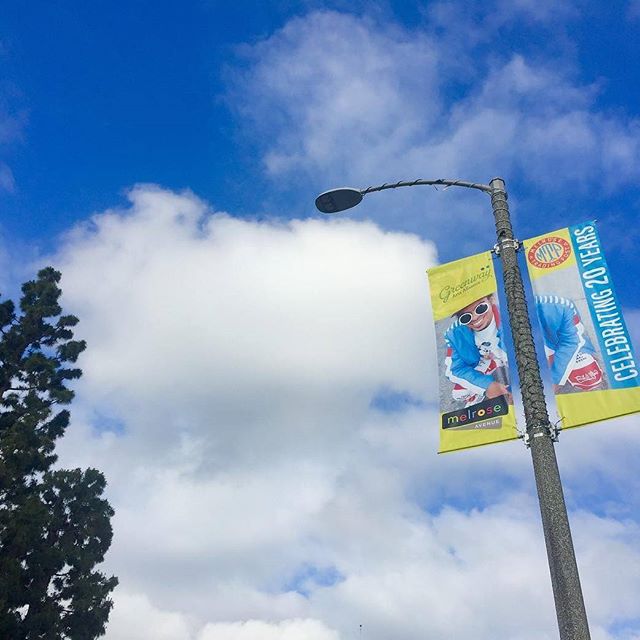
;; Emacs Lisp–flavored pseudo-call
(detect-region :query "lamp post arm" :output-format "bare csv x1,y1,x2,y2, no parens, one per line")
360,178,493,196
316,179,492,215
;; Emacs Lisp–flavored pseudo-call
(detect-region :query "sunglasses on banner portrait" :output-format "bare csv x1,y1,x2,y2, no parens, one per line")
458,302,490,325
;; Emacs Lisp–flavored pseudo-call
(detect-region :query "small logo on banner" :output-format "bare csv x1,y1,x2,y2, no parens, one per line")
568,352,604,391
437,263,492,304
442,395,508,430
527,236,571,269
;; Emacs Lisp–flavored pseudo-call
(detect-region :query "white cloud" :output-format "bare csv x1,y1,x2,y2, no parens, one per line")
198,619,339,640
52,185,441,633
107,594,339,640
230,10,640,224
57,185,436,470
46,185,640,640
229,11,441,183
106,591,193,640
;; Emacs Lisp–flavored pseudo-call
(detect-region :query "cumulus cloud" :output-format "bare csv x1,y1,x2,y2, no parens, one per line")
52,185,441,632
57,185,436,467
106,591,193,640
44,185,640,639
199,619,339,640
107,594,339,640
233,11,640,190
228,11,440,184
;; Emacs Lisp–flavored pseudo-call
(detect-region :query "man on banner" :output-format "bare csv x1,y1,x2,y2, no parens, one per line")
444,294,512,407
535,294,604,393
427,250,519,452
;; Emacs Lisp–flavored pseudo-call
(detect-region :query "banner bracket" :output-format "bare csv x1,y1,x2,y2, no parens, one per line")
492,238,520,256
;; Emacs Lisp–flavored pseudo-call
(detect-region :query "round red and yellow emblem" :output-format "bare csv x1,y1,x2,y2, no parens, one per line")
527,236,571,269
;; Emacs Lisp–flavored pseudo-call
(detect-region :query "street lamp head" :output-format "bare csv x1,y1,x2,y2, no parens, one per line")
315,188,363,214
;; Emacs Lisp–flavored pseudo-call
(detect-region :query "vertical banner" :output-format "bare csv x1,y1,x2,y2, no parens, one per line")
523,221,640,430
427,252,518,453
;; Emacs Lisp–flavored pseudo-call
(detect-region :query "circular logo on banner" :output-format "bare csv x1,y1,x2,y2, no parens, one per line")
527,237,571,269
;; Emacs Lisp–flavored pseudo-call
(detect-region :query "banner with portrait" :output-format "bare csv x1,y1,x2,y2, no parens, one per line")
427,252,519,453
523,221,640,430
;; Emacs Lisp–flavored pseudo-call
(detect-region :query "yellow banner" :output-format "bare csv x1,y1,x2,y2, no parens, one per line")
523,221,640,430
427,252,518,453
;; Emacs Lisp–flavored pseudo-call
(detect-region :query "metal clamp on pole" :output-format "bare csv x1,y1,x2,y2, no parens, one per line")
492,238,521,256
522,422,561,448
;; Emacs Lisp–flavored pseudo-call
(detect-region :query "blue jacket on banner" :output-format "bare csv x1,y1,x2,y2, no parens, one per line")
535,295,602,389
444,303,509,405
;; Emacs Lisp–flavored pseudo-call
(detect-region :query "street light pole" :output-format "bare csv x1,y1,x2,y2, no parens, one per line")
316,177,591,640
489,178,590,640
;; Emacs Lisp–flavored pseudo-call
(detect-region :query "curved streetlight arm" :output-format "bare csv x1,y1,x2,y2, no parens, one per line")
360,177,493,196
315,178,492,214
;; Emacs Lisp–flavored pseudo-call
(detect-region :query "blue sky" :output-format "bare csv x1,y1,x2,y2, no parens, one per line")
3,3,640,640
4,1,640,271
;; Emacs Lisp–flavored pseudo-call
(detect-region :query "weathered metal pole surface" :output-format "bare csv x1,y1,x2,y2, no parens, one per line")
489,178,591,640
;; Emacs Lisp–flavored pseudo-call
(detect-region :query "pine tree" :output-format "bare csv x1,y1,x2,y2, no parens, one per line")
0,267,118,639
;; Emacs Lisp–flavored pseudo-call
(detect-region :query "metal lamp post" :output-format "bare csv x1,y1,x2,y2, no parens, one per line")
315,177,591,640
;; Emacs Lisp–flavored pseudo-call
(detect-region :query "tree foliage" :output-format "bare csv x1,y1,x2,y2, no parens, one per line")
0,267,118,639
